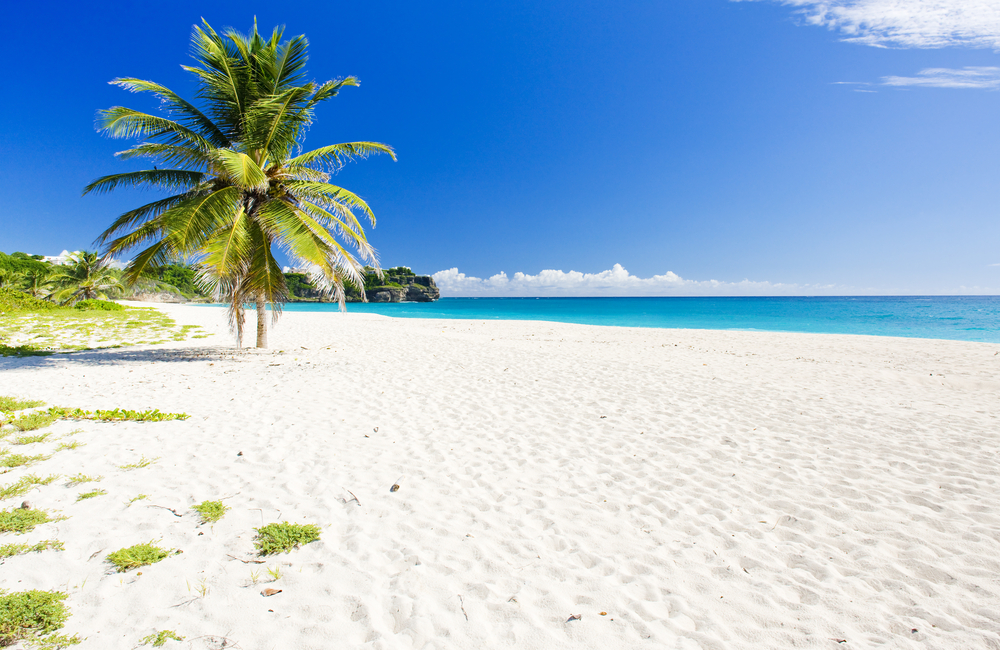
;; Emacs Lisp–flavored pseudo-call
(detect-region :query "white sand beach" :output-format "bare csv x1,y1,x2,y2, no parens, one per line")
2,302,999,649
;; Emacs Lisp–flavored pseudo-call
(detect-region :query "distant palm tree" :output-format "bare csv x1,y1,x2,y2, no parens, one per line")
0,269,24,290
50,252,123,304
85,20,395,347
20,268,54,299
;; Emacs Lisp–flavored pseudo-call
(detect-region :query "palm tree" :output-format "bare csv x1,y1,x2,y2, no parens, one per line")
85,20,395,347
50,252,124,304
0,269,24,290
20,268,54,299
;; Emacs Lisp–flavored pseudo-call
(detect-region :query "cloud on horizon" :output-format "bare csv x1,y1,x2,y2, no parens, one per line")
882,66,1000,88
432,264,848,297
741,0,1000,49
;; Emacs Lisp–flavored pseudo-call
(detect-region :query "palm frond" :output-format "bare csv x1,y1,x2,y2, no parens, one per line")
286,142,396,171
109,78,230,147
83,170,206,195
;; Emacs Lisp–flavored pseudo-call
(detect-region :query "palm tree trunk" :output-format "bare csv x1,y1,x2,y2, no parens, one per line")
255,295,268,348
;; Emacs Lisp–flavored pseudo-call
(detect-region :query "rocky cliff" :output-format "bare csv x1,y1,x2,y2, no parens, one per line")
366,275,440,303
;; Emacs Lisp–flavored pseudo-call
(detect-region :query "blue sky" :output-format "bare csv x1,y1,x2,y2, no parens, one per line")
2,0,998,295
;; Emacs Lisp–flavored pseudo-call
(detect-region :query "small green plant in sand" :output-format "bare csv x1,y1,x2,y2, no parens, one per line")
10,412,59,432
0,396,44,412
76,489,107,502
1,453,49,470
0,589,79,647
0,474,59,500
12,431,54,445
139,629,184,647
191,500,228,524
125,494,149,507
54,439,84,452
116,456,158,471
106,542,171,572
47,407,189,423
249,568,262,585
0,508,54,534
254,522,321,556
65,474,102,487
0,540,64,558
266,565,282,581
0,342,53,358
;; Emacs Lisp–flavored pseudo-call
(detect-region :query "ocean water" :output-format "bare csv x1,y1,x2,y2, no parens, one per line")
263,296,1000,343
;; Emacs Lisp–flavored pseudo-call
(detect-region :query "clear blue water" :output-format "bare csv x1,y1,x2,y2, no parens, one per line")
258,296,1000,343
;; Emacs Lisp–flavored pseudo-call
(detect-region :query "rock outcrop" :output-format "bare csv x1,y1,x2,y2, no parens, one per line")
359,274,440,303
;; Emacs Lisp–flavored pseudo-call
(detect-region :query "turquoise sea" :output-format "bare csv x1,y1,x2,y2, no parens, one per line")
265,296,1000,343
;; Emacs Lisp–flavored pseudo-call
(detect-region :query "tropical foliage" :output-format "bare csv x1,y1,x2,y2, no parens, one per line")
85,20,395,347
48,252,123,304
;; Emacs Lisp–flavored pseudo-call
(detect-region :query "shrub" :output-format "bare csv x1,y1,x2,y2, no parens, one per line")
0,508,53,534
106,542,171,572
0,589,75,647
254,522,321,555
192,500,228,524
73,299,125,311
0,287,57,314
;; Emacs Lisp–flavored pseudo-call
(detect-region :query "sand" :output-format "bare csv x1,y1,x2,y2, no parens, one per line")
1,302,999,649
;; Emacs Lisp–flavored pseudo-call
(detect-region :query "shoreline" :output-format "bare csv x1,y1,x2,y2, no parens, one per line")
2,302,998,649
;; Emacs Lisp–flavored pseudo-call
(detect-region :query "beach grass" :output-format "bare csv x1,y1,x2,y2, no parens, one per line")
254,522,321,556
0,304,210,355
116,456,158,471
106,542,171,573
48,407,188,422
0,397,45,412
0,474,59,500
0,540,64,558
192,500,229,524
0,589,78,647
76,489,106,502
10,412,59,432
0,508,54,534
66,474,102,487
0,453,49,470
139,629,184,646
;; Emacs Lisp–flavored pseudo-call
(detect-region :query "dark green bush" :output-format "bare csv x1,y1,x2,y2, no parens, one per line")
73,299,125,311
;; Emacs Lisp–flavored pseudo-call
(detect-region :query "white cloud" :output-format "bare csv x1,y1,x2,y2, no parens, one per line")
743,0,1000,49
882,66,1000,88
433,264,847,297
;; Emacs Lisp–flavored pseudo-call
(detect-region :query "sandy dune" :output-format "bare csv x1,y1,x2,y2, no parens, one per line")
2,303,999,649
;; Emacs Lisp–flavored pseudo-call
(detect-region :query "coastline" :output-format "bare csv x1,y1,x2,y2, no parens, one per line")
2,302,999,649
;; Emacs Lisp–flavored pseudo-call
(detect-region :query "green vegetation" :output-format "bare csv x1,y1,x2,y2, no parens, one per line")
0,475,59,500
125,494,149,507
10,412,59,432
116,456,158,471
88,20,394,348
75,489,106,502
254,522,321,556
0,396,45,412
0,540,64,558
48,252,123,304
12,432,54,445
0,508,53,534
73,299,124,311
106,542,171,572
139,629,184,647
54,440,84,452
0,287,57,315
0,589,78,647
66,474,102,487
47,407,188,422
191,500,229,524
1,453,49,470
